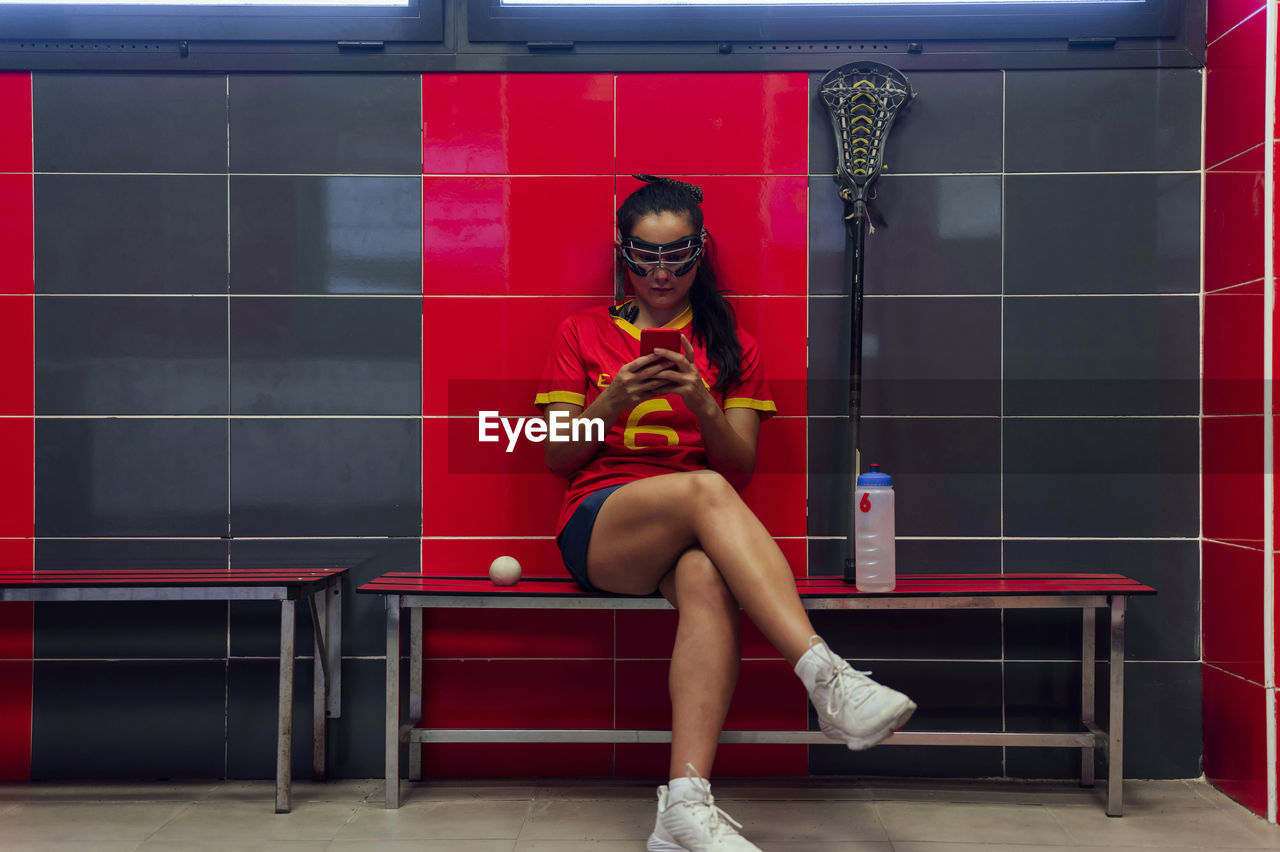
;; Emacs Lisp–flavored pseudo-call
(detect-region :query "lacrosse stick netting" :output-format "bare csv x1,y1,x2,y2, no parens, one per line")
819,61,915,230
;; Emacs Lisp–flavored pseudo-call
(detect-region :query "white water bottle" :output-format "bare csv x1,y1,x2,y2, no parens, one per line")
854,464,896,592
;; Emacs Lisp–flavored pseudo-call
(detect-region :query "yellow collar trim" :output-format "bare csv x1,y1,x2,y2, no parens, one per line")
612,301,694,341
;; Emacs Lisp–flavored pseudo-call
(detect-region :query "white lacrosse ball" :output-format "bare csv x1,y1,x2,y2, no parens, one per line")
488,555,522,586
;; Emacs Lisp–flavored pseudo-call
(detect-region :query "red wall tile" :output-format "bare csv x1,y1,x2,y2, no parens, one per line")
0,539,32,659
0,177,32,296
616,602,794,662
0,660,31,781
0,295,33,411
1202,541,1265,684
0,417,33,539
616,742,807,777
0,73,31,173
1202,416,1263,547
616,175,807,297
422,417,567,536
740,418,807,539
422,658,613,728
1202,664,1268,818
1204,283,1264,416
1208,1,1264,44
616,74,809,176
616,659,806,730
1204,170,1263,294
421,537,565,580
729,295,806,415
423,608,614,660
1205,11,1267,168
422,743,612,777
424,295,605,417
423,73,614,175
423,177,616,296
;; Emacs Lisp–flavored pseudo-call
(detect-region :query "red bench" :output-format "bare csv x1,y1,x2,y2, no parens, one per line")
0,567,346,813
360,571,1156,816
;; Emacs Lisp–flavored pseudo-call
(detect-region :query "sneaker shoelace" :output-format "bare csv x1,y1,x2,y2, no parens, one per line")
673,763,744,841
813,640,877,720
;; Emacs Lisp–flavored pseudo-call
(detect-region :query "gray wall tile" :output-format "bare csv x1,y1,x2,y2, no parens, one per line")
1004,661,1201,779
864,296,1001,416
229,296,420,415
811,607,1002,660
33,73,227,174
35,175,227,294
229,74,421,175
1003,418,1198,537
1006,69,1202,173
1004,295,1199,416
809,416,1001,538
35,419,228,538
225,659,315,780
31,661,225,779
230,418,421,537
809,175,1002,296
230,176,421,295
36,296,227,415
1004,539,1198,663
1005,173,1200,295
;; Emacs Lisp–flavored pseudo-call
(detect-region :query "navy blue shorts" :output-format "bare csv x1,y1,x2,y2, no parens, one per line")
557,483,626,593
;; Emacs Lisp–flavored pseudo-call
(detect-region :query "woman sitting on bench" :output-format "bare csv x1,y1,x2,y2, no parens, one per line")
536,175,916,852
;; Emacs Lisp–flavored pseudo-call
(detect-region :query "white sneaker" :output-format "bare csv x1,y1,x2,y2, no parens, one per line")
805,635,916,751
646,764,761,852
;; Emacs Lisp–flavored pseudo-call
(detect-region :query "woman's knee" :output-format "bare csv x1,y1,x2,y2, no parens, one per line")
674,548,737,613
682,470,740,513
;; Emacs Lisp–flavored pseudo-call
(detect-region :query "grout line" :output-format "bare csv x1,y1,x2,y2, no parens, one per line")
1199,42,1207,697
1206,141,1266,172
1207,5,1268,50
999,66,1008,774
419,70,427,573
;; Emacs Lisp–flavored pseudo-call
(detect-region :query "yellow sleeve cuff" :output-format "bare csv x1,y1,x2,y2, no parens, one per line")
536,391,587,407
724,398,778,414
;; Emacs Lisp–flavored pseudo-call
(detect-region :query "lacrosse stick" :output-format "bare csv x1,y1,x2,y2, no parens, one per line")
818,61,915,583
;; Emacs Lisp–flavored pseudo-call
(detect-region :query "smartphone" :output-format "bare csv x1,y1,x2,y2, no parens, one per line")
640,327,684,360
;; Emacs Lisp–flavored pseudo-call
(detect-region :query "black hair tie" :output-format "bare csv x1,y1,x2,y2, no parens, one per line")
633,174,704,204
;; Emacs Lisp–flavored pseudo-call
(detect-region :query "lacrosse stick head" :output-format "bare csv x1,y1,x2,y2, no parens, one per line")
819,61,915,220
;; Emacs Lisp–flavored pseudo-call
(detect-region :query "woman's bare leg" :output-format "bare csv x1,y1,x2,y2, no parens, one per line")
586,469,816,667
657,548,740,780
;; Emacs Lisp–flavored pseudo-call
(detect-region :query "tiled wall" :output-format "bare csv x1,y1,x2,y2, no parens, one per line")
1203,0,1274,820
0,66,1203,783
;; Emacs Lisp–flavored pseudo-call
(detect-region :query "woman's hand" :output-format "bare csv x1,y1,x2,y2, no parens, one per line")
600,351,681,412
650,336,717,417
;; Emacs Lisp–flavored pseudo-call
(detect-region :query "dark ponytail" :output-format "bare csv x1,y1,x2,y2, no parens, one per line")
616,178,743,391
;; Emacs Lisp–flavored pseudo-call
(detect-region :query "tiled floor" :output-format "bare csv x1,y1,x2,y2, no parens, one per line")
0,776,1276,851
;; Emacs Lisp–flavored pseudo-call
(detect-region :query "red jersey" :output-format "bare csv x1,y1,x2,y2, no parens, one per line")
535,301,777,536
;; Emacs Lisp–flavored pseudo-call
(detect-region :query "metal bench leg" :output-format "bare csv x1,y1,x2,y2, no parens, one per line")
327,581,342,720
276,598,296,814
1081,606,1096,788
1107,596,1127,817
311,589,328,781
385,595,401,809
409,607,423,782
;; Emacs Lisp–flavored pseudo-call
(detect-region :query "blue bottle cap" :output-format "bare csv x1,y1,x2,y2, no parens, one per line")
856,463,892,486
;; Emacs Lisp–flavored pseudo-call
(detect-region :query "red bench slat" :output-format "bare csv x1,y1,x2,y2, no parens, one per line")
0,568,347,588
358,572,1156,597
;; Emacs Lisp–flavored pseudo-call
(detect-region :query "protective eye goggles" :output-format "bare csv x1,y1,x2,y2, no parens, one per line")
618,230,707,277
